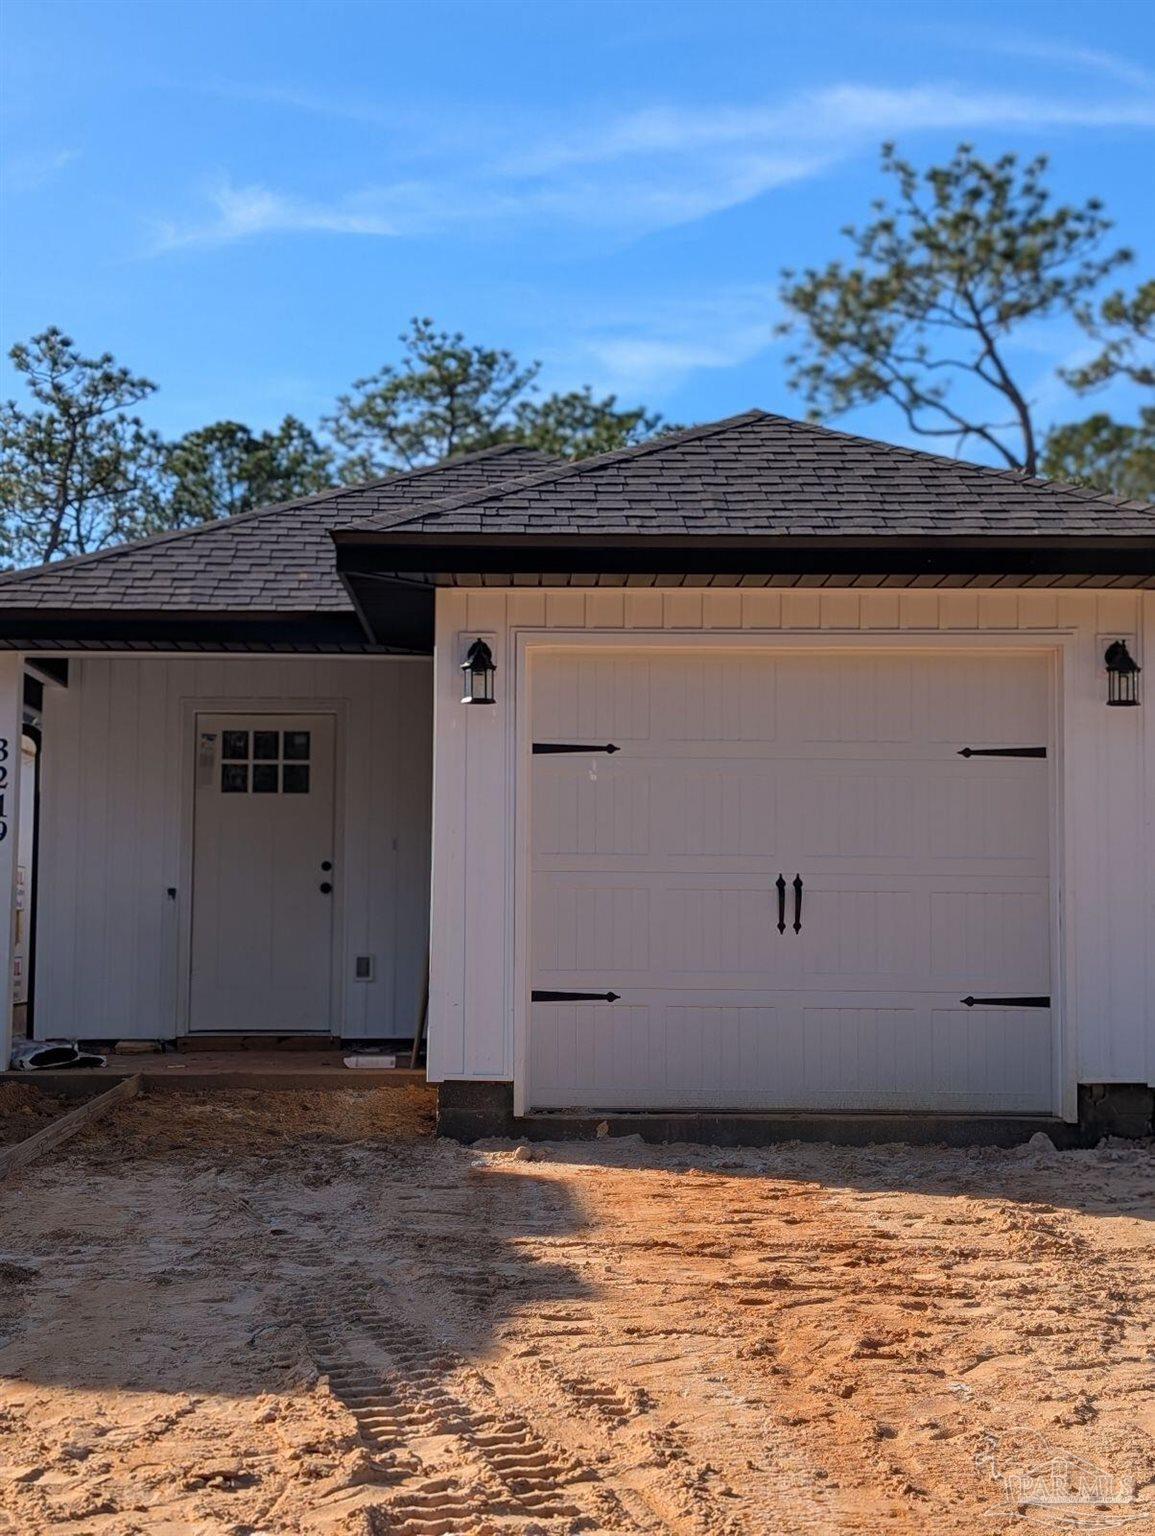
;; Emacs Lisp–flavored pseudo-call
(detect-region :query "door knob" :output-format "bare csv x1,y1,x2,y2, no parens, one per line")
319,881,333,895
321,860,332,871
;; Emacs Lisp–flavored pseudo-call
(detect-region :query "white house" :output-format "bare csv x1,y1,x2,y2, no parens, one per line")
1,413,1152,1138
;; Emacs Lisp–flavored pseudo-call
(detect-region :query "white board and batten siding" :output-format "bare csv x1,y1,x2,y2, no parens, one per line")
428,588,1155,1116
36,656,432,1040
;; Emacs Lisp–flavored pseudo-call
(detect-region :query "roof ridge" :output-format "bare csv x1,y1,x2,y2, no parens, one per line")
0,442,550,587
343,411,770,533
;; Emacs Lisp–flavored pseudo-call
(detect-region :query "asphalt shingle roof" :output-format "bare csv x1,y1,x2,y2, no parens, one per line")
342,411,1155,541
0,445,559,612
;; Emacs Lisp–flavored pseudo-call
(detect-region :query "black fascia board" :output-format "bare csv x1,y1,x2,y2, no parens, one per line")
0,611,411,650
333,534,1155,579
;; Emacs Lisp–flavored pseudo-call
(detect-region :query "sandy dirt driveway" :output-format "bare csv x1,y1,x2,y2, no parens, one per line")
0,1087,1152,1536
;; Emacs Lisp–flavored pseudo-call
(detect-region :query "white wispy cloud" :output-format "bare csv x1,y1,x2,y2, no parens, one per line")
148,177,452,251
2,147,78,193
561,286,781,399
148,77,1155,254
506,83,1155,175
929,31,1155,91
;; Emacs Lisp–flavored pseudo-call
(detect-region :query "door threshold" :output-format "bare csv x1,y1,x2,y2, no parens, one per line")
179,1033,337,1052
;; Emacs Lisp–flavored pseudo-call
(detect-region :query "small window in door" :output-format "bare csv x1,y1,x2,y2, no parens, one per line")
214,725,312,794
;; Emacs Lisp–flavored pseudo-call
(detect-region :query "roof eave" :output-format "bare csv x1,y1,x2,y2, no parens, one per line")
333,531,1155,580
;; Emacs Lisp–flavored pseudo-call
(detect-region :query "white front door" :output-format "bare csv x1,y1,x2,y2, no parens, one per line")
190,714,336,1033
529,650,1054,1113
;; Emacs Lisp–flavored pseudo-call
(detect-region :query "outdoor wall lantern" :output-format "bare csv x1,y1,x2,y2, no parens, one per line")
1104,639,1141,707
461,638,496,705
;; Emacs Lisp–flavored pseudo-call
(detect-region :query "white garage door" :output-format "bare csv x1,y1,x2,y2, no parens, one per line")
528,650,1054,1113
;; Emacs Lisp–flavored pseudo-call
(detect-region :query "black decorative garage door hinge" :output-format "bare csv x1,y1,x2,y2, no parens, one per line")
961,995,1051,1008
958,746,1047,758
532,743,620,754
532,989,621,1003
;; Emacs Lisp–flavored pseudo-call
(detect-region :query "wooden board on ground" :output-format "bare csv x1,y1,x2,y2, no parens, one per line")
0,1075,141,1178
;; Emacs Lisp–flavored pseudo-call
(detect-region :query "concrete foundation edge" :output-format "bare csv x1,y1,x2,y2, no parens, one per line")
436,1081,1155,1148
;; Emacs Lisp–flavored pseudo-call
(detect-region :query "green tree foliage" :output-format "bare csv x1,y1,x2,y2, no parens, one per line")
1,318,666,565
511,386,663,461
0,328,164,564
162,416,333,526
1062,278,1154,392
1041,408,1155,500
779,144,1131,476
326,317,664,477
1040,278,1154,497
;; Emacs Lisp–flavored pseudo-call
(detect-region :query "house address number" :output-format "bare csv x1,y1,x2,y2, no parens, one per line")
0,737,9,842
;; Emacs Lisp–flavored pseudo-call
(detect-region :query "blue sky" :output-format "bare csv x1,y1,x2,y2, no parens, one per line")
1,0,1153,457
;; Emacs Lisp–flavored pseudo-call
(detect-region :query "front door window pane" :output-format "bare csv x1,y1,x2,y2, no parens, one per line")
253,730,279,761
222,731,249,761
283,731,311,761
221,763,248,793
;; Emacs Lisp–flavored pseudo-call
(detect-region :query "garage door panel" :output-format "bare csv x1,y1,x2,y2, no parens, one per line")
776,653,1050,746
657,884,781,977
795,770,919,860
535,872,1050,995
532,654,654,743
531,1000,791,1108
650,654,779,742
535,756,1049,874
529,648,1054,1113
928,889,1051,987
666,767,783,858
533,757,786,861
928,770,1050,864
529,997,1052,1111
534,650,1051,750
796,1004,1052,1110
532,879,652,974
533,759,652,858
